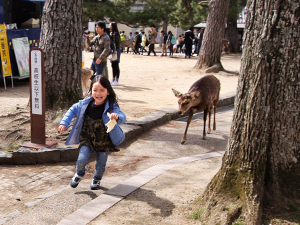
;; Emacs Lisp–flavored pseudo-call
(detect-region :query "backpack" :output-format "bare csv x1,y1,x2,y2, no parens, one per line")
155,31,160,44
171,36,176,45
136,34,141,44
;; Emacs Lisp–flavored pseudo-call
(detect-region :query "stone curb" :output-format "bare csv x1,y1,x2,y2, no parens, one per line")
57,151,225,225
0,93,235,165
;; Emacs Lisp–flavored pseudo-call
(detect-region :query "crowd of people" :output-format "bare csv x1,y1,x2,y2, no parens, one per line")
83,22,205,87
123,26,205,58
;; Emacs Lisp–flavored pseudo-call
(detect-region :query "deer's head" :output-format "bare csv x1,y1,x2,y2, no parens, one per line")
172,88,201,115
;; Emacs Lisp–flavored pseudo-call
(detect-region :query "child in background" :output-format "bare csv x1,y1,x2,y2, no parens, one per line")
58,75,126,190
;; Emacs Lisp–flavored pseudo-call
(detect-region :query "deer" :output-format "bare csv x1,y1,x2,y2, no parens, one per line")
172,75,220,144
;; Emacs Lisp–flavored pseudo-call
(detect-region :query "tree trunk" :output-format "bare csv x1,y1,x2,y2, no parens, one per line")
225,17,240,53
195,0,230,70
198,0,300,224
39,0,83,110
162,20,168,33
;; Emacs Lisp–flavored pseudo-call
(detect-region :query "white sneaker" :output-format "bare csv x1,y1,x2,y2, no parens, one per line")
114,81,119,86
70,173,82,188
110,80,115,85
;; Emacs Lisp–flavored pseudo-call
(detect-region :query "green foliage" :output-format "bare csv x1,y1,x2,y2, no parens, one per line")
169,0,207,30
228,0,247,20
82,0,245,30
83,0,207,29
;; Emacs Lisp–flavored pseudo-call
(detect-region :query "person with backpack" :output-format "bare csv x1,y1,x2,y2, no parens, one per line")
134,32,141,54
147,24,157,56
167,31,175,57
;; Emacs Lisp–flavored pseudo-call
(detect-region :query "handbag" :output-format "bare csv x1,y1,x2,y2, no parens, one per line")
108,45,117,61
108,33,118,61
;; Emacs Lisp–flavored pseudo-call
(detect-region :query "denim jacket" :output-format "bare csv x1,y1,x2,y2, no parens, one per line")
60,96,126,146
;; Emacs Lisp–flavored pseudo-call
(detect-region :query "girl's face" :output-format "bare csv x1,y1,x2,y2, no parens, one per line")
92,81,109,105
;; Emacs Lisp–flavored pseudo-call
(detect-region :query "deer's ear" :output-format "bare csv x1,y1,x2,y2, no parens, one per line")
190,91,200,99
172,88,182,98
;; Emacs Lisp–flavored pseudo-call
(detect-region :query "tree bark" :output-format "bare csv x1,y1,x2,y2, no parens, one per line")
39,0,83,110
225,17,240,53
198,0,300,224
195,0,230,70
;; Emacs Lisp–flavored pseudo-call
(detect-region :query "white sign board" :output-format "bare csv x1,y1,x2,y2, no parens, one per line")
30,50,42,115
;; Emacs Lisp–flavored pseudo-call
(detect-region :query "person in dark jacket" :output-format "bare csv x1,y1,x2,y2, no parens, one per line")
184,26,195,58
161,31,168,56
109,22,121,86
134,32,141,54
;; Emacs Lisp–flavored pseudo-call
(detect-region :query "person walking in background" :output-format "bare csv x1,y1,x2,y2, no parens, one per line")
109,22,121,86
134,32,141,54
197,28,204,56
85,21,110,77
193,33,199,55
58,75,126,190
160,31,168,56
176,35,184,53
147,24,157,56
127,32,134,40
167,31,174,57
184,27,195,58
141,31,148,55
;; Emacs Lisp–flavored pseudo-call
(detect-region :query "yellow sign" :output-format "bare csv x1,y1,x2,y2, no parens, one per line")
0,24,12,77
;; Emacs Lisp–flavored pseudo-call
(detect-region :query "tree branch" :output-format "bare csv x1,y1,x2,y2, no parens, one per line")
198,1,209,8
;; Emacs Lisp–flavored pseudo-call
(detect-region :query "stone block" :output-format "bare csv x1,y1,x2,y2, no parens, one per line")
120,124,143,142
12,147,38,165
37,149,61,164
0,151,12,165
60,147,79,162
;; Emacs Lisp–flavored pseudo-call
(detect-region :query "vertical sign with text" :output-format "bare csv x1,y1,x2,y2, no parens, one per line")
29,48,45,144
0,24,12,77
31,50,42,115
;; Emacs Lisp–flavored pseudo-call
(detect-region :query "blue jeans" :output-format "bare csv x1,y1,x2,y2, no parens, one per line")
76,146,109,181
91,60,107,75
141,46,147,53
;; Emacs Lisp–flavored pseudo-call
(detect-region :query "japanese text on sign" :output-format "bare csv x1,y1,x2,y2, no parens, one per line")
31,50,42,115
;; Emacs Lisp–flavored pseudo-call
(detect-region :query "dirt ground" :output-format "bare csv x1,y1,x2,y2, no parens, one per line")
0,52,241,221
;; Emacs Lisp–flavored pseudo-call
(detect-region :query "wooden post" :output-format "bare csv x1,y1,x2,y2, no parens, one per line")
21,48,56,149
30,48,45,144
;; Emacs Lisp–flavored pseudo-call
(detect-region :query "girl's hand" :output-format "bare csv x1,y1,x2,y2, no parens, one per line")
58,125,67,133
109,113,119,121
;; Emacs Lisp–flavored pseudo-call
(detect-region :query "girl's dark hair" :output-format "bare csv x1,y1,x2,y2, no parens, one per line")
110,21,119,33
88,75,118,108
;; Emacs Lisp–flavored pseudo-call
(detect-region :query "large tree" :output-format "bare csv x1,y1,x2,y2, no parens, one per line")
40,0,83,110
196,0,300,224
195,0,230,71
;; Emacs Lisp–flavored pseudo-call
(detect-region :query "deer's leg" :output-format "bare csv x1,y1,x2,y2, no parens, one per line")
213,103,217,130
203,108,208,140
213,93,219,131
181,108,195,144
207,104,212,134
